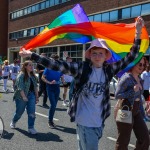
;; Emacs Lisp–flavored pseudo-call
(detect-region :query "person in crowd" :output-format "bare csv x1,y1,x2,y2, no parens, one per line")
141,64,150,101
10,60,39,135
19,16,144,150
41,62,64,128
114,57,149,150
62,56,73,106
10,59,20,92
2,60,10,92
36,53,48,108
50,53,59,61
0,64,2,80
50,53,62,101
141,63,150,120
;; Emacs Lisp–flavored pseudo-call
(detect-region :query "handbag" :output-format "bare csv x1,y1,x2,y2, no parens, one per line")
145,101,150,117
116,105,133,124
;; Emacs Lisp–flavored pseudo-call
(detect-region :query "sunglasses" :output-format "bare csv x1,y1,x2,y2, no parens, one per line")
138,63,146,68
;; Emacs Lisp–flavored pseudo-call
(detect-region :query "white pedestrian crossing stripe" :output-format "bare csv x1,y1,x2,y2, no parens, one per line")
107,137,135,148
35,112,59,121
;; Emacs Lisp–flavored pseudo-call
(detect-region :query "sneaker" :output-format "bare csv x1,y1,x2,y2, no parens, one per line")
62,100,69,106
145,116,150,122
28,128,37,135
48,122,56,129
42,104,49,108
10,122,16,129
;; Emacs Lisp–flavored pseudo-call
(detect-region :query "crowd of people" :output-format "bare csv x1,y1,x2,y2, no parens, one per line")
0,16,149,149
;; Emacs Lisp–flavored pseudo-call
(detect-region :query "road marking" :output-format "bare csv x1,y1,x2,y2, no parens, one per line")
35,112,59,121
107,137,135,148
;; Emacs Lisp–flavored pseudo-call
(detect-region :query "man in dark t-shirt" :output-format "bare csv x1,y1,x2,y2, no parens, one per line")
36,53,48,108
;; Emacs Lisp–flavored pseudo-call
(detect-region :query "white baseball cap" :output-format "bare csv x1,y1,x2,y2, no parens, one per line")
85,38,112,60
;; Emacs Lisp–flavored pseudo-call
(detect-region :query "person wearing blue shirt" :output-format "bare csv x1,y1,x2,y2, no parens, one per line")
42,68,64,128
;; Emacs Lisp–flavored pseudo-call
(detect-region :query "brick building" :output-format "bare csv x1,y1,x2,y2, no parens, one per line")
0,0,8,59
7,0,150,63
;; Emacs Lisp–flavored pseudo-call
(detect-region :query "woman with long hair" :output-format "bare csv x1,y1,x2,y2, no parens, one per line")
114,57,150,150
10,60,39,134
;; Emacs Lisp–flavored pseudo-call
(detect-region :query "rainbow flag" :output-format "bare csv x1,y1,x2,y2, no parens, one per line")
21,4,149,77
38,4,92,45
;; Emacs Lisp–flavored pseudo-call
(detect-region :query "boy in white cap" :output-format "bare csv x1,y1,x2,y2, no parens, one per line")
19,16,144,150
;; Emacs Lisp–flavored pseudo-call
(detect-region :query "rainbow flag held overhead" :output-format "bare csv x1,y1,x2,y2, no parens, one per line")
21,4,149,77
38,4,92,45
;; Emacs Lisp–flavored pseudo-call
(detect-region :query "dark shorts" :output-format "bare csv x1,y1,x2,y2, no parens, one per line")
63,83,71,87
3,76,8,79
143,90,149,101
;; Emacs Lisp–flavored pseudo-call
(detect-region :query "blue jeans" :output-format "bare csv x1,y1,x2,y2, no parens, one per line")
47,85,60,122
69,79,75,102
76,124,103,150
12,92,36,129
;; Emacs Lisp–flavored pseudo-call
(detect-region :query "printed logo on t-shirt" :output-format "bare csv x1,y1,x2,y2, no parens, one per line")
81,81,106,98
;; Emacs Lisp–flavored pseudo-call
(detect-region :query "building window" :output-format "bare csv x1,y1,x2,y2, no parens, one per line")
27,29,31,36
16,11,20,18
55,0,59,5
30,29,35,36
102,12,109,22
60,44,83,61
40,2,46,10
31,5,36,13
34,28,39,35
35,4,39,11
122,7,131,19
23,30,27,37
46,0,50,8
88,16,94,21
131,5,141,18
18,31,23,38
27,7,32,14
110,10,118,21
13,12,17,18
50,0,55,6
141,3,150,15
94,14,101,22
24,8,28,15
40,47,57,57
19,10,23,17
40,26,45,32
10,13,13,19
62,0,67,3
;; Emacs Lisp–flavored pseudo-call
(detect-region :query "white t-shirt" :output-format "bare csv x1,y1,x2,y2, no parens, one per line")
10,64,20,76
2,65,10,76
63,74,73,83
141,71,150,90
75,67,106,127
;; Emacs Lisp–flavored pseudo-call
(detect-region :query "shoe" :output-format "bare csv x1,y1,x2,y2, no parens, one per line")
42,104,49,108
145,116,150,122
10,122,16,129
58,97,62,101
48,122,56,129
62,100,69,106
28,128,37,135
2,89,7,93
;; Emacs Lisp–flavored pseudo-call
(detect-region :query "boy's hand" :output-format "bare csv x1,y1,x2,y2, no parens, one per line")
19,48,32,58
135,16,144,33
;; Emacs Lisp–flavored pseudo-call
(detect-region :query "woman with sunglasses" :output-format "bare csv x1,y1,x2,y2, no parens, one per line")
114,57,149,150
10,60,39,134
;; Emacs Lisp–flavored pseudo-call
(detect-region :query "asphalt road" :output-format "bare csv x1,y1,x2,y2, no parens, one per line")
0,80,150,150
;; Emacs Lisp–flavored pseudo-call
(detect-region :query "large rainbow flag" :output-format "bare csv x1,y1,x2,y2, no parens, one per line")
38,4,92,44
21,4,149,77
